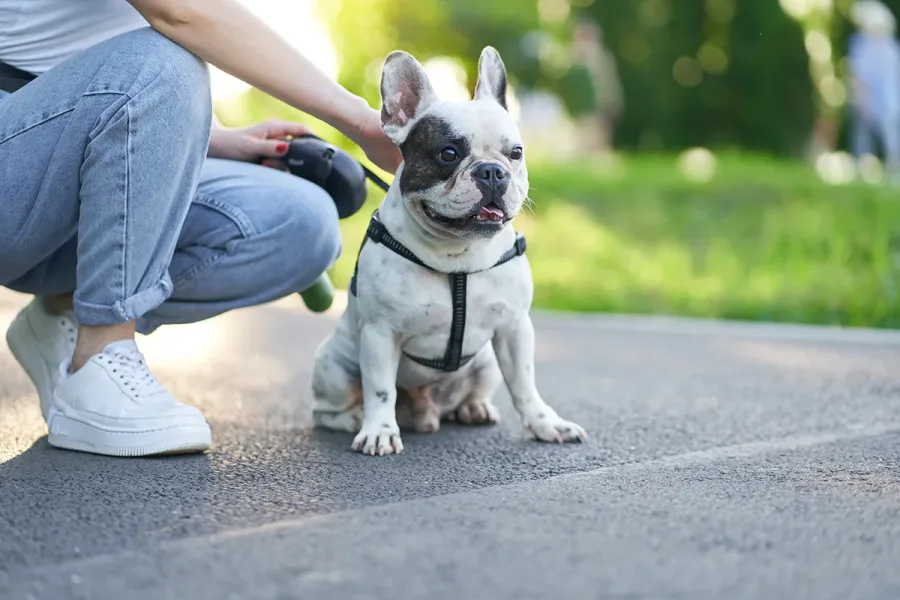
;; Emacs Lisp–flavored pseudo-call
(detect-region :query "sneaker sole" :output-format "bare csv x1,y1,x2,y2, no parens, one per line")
6,311,53,422
48,410,212,457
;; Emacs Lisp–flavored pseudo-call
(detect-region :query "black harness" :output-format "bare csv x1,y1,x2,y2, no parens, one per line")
349,212,527,372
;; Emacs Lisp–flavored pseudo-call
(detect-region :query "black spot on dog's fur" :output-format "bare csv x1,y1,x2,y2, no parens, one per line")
399,115,471,195
376,390,389,404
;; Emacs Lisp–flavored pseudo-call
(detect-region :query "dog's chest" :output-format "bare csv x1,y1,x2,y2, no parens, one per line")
408,269,523,335
361,252,530,358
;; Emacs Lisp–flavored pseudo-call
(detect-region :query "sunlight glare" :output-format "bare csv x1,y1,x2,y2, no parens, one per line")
209,0,338,102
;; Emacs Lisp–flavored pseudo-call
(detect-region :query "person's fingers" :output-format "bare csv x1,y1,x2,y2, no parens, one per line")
263,120,313,140
261,157,290,172
253,138,291,159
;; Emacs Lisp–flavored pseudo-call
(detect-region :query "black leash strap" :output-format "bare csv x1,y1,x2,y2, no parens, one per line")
363,166,390,192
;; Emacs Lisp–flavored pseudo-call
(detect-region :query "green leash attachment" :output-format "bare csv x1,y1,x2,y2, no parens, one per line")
299,273,335,313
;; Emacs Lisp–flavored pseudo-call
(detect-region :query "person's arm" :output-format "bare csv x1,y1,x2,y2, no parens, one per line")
127,0,401,172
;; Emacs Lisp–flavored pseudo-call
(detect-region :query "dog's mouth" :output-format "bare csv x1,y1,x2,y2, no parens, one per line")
422,201,508,229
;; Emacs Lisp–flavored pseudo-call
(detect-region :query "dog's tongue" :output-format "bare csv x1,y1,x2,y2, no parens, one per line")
479,205,504,220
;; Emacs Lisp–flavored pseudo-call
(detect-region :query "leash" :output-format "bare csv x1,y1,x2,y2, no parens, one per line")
295,154,393,313
362,165,391,193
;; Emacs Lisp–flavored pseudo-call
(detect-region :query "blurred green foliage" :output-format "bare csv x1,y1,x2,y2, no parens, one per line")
327,155,900,328
320,0,818,156
582,0,814,155
316,0,544,107
216,0,900,328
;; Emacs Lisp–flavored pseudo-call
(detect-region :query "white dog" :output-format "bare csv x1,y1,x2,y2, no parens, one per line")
311,46,587,455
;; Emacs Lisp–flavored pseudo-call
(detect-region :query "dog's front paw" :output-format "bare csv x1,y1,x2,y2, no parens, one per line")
524,413,587,444
351,422,404,456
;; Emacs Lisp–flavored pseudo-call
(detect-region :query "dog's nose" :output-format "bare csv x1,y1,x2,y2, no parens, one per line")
473,163,509,186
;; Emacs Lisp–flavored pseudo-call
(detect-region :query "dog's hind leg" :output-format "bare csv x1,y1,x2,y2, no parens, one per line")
430,346,502,426
311,335,363,433
395,386,440,433
454,350,502,426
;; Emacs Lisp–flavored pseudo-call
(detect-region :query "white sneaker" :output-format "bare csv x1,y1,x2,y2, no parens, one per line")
6,298,78,422
48,340,211,457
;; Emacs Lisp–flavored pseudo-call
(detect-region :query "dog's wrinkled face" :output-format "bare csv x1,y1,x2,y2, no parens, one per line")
380,47,528,239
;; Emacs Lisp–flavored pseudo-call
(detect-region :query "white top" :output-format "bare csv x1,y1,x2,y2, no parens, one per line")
0,0,146,75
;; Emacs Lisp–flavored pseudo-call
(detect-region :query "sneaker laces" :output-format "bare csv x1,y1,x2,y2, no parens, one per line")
56,312,77,347
102,343,166,400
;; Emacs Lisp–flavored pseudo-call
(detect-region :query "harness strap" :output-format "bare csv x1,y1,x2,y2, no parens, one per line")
365,217,430,268
349,211,527,372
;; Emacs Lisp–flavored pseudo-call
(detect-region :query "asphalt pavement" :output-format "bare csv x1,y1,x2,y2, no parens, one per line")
1,288,899,600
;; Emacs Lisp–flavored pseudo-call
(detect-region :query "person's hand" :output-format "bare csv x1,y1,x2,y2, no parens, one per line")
349,106,403,174
207,120,313,168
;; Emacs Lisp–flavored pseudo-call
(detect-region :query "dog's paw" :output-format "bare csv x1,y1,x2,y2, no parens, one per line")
351,422,404,456
456,399,500,426
412,410,440,433
314,408,363,433
524,413,587,444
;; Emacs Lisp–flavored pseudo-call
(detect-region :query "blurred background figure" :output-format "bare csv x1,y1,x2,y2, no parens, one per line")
847,0,900,174
570,19,623,154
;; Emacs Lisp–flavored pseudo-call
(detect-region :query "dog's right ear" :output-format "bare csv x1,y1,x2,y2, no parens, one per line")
380,51,437,145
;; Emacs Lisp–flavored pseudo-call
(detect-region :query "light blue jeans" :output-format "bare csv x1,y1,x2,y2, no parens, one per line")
850,110,900,169
0,28,342,334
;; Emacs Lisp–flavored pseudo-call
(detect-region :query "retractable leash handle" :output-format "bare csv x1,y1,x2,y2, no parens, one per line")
274,135,391,313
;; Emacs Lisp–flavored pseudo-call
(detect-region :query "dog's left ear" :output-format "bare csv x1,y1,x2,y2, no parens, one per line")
474,46,508,111
380,50,438,145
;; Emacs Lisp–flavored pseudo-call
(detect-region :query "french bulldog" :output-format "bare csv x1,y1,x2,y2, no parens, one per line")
311,46,587,455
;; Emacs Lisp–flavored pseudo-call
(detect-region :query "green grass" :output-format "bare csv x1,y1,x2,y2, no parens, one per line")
329,153,900,329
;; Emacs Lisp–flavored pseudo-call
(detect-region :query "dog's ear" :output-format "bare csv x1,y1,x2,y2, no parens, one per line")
474,46,508,111
380,51,438,144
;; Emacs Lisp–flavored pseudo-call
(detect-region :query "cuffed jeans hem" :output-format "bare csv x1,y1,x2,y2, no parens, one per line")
73,274,174,327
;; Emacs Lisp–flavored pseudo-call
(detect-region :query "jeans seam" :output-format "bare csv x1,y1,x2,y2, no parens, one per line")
0,92,129,145
170,251,226,289
119,101,130,302
0,106,74,145
191,192,258,238
166,192,258,288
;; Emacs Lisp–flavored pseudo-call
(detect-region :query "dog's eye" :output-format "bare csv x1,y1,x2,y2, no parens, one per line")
438,147,458,163
510,146,524,160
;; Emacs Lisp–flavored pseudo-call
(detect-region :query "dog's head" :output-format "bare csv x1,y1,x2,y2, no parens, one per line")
380,47,528,240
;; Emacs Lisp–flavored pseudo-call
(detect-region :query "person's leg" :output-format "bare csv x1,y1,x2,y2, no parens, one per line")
851,111,876,160
137,158,342,333
1,27,214,455
878,115,900,180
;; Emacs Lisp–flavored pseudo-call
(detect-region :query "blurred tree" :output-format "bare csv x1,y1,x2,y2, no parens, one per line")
581,0,815,155
317,0,545,106
316,0,821,156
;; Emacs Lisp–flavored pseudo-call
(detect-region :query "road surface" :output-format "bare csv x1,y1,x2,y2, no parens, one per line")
1,289,899,599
